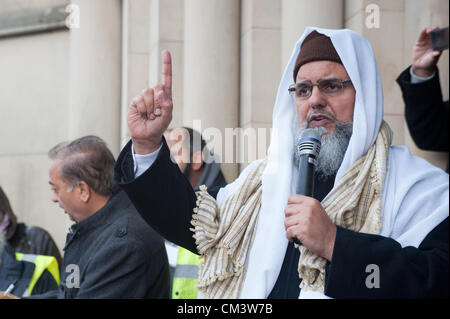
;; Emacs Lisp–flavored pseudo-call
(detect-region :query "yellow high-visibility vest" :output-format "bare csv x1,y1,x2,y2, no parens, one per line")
172,247,202,299
15,252,60,297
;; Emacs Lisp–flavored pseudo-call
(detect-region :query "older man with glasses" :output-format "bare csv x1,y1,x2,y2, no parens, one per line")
114,28,449,299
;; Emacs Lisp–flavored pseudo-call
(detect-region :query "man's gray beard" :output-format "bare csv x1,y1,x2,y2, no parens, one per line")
293,120,353,181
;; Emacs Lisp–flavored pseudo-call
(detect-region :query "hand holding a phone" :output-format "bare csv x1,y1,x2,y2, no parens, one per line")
412,27,442,78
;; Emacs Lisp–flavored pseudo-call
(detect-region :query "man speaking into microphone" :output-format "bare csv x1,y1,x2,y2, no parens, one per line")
114,28,448,298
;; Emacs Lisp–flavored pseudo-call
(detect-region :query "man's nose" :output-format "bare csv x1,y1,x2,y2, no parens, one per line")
307,85,326,107
306,88,327,113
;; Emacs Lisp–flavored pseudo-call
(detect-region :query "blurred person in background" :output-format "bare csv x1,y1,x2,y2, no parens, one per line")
0,230,59,298
0,185,62,268
163,127,226,299
164,127,226,198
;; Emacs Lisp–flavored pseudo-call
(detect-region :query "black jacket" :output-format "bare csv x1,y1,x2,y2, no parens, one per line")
114,138,449,298
30,190,170,299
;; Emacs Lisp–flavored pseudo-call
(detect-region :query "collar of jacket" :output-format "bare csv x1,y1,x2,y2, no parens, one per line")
64,189,129,250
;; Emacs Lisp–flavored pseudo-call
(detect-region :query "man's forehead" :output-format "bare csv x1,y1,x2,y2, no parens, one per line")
49,160,64,181
296,60,349,81
49,159,61,171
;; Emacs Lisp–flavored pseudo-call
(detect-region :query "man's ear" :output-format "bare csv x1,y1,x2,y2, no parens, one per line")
191,151,204,171
77,181,91,203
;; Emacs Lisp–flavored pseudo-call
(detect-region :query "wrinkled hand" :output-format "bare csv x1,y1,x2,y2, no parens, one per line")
284,195,336,261
412,27,442,78
128,50,173,154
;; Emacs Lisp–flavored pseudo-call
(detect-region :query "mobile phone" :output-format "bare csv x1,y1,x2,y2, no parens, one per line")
431,27,449,51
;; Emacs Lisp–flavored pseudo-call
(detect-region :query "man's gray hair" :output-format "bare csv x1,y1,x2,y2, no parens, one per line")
48,136,116,197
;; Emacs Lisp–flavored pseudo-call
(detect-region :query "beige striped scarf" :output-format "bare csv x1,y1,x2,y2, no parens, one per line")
191,121,392,298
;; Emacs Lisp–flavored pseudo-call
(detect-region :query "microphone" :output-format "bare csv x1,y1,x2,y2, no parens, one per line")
293,128,321,245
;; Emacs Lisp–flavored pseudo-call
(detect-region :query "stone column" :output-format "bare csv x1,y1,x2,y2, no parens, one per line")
239,0,281,172
183,0,240,181
281,0,343,67
149,0,184,129
68,0,122,155
345,0,406,146
120,0,154,147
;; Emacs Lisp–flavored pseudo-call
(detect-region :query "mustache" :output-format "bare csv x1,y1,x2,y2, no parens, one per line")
306,110,337,123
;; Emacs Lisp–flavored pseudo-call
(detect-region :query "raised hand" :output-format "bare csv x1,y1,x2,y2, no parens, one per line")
128,50,173,154
412,27,442,78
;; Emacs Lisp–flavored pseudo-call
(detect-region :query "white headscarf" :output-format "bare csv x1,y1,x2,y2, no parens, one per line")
216,27,449,299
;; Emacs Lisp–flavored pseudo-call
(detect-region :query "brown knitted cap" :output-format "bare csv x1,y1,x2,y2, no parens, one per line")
293,31,342,81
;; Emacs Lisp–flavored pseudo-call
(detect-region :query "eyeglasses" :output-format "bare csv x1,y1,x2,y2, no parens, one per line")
288,78,352,100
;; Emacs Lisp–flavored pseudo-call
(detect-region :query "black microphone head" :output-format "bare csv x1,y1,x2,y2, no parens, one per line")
297,128,321,158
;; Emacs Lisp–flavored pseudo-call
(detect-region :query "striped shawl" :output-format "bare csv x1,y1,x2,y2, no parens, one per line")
191,121,392,298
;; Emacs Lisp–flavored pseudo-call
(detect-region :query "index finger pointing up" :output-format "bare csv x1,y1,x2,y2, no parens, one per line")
162,50,172,97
